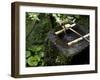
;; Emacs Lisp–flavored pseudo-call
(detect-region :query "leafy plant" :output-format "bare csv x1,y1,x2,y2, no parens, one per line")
26,51,31,58
27,55,40,67
26,12,89,67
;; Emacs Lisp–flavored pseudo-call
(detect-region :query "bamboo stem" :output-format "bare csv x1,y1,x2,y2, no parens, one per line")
55,23,76,35
69,28,89,42
67,34,89,46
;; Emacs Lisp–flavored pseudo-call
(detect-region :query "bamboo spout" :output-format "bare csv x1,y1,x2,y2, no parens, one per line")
55,23,76,35
67,33,89,46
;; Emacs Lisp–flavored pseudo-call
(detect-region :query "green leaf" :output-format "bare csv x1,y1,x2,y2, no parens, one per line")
38,60,45,66
74,15,80,19
26,51,31,58
29,45,44,52
38,52,44,58
27,56,41,67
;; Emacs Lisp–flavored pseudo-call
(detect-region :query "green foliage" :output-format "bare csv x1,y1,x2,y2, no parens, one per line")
26,12,89,67
27,56,40,67
26,51,31,58
28,45,44,52
26,44,45,67
26,12,39,26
